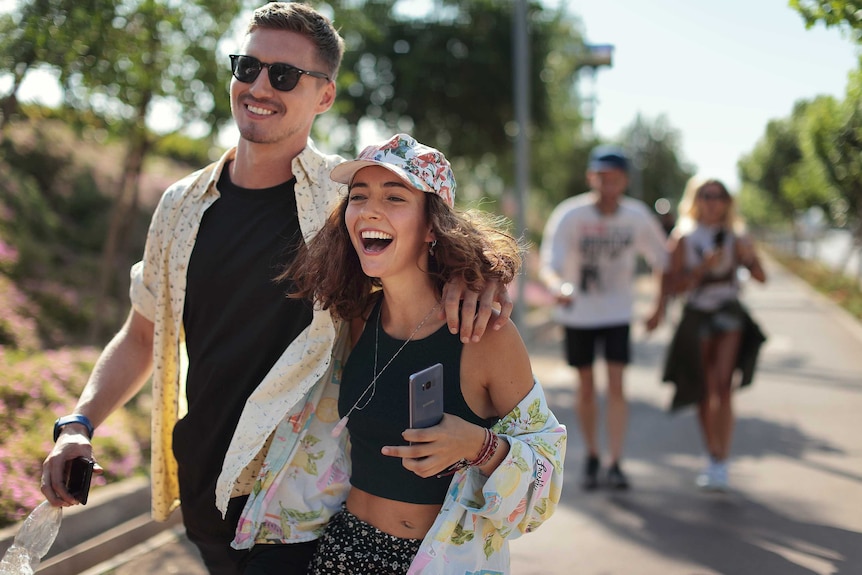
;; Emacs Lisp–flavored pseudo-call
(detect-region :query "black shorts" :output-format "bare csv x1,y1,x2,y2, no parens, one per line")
564,324,630,367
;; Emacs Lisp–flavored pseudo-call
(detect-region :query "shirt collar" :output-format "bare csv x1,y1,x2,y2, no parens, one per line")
191,139,327,201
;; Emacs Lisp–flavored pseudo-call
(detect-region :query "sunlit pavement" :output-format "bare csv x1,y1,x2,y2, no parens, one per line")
509,258,862,575
89,256,862,575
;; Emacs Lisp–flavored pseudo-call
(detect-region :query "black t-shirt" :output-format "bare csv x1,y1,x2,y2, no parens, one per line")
174,165,313,502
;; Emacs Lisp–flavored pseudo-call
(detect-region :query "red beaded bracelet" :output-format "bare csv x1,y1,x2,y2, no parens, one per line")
436,428,499,477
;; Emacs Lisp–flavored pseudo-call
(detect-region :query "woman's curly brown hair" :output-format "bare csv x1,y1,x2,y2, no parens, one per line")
280,193,524,321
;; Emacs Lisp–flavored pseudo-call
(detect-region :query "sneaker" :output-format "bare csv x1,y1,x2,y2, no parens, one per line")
695,462,713,489
606,462,630,490
582,455,600,490
710,460,729,491
696,458,729,492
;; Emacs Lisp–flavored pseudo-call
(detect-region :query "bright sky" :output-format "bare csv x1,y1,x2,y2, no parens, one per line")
556,0,859,189
2,0,858,191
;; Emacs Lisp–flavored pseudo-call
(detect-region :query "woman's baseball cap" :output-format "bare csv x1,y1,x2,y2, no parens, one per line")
331,133,456,207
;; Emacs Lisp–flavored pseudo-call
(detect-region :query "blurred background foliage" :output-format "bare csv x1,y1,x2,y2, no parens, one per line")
0,0,860,526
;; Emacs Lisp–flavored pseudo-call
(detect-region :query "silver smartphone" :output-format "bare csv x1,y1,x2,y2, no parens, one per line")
408,363,444,429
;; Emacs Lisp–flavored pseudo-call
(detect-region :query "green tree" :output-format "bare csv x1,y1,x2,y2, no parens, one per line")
808,72,862,271
738,99,837,247
329,0,588,204
790,0,862,41
2,0,254,339
619,114,694,214
739,111,803,223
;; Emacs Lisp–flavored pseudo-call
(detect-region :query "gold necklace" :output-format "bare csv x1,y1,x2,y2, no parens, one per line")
331,300,440,438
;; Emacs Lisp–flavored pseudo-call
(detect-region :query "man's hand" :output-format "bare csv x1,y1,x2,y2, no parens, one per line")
441,278,513,343
41,431,100,507
645,307,663,332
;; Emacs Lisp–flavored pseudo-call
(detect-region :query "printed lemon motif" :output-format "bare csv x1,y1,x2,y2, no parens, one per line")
495,463,521,497
290,449,310,470
317,397,340,423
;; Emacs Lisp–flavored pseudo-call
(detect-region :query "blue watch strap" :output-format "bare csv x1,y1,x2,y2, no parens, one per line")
53,414,94,442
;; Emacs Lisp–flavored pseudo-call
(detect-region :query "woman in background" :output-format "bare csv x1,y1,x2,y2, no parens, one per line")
663,176,767,491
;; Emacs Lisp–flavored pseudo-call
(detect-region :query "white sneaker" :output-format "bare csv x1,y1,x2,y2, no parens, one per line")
695,461,714,489
710,460,729,491
696,459,729,491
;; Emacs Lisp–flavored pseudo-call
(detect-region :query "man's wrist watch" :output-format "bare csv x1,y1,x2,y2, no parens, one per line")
53,414,94,442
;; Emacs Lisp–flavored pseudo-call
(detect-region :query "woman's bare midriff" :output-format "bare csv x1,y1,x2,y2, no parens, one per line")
346,487,441,539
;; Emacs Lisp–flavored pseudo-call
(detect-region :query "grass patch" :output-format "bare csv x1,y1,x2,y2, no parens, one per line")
767,247,862,322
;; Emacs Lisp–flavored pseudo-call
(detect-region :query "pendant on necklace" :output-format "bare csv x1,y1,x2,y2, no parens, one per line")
331,415,349,438
330,300,440,439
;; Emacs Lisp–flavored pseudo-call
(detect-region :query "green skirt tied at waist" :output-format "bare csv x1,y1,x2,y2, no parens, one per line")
662,300,767,412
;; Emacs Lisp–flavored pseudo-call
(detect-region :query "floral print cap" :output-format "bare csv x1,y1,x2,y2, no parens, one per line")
330,133,455,207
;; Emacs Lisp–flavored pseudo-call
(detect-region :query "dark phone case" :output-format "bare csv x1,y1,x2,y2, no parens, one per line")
409,363,444,429
714,229,726,247
67,457,94,505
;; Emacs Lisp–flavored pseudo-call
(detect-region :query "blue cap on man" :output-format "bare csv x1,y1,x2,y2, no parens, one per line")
588,145,629,173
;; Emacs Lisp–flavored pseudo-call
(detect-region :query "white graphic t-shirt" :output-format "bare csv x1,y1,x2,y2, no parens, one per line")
540,191,668,328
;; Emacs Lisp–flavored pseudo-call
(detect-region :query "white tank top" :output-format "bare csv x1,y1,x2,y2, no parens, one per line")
683,224,739,311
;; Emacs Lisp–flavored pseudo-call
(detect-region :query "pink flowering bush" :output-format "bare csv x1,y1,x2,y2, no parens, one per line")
0,347,148,526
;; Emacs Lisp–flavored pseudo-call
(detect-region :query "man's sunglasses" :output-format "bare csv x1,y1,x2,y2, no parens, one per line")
229,54,330,92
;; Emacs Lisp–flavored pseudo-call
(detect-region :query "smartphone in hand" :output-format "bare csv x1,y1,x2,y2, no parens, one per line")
66,456,94,505
409,363,444,429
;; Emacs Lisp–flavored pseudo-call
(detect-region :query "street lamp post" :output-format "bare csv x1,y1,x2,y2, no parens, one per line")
512,0,530,328
576,43,614,139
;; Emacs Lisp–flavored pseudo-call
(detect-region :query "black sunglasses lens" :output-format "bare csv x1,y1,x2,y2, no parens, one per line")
268,64,300,91
232,56,262,83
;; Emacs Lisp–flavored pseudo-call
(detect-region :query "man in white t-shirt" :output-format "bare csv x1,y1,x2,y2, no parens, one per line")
539,145,669,490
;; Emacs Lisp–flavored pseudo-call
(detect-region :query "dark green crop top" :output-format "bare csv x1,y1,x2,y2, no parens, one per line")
339,298,498,504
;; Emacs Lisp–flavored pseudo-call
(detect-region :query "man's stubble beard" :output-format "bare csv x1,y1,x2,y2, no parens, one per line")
237,123,301,145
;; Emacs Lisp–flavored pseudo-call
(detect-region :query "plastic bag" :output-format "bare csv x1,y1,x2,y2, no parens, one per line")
0,501,63,575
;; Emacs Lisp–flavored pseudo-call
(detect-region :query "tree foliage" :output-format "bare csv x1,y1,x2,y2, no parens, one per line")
739,104,808,225
619,114,694,212
327,0,589,203
810,71,862,229
790,0,862,42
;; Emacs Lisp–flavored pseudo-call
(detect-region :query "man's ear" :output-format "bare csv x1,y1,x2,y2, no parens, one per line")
316,81,336,114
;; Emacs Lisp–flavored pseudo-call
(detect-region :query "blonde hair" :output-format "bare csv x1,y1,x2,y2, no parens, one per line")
675,175,743,235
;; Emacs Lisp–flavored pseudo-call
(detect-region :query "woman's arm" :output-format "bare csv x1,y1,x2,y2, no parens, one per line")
736,234,767,283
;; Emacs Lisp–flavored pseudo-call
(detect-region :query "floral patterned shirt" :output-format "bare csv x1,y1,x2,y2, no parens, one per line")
128,140,345,521
408,381,566,574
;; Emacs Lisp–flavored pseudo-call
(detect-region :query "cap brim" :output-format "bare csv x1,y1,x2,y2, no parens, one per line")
589,160,628,172
330,160,432,193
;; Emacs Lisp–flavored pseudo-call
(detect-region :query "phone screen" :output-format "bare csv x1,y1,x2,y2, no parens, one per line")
408,363,444,429
66,457,94,505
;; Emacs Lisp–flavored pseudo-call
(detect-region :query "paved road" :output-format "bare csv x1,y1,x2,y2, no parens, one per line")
85,257,862,575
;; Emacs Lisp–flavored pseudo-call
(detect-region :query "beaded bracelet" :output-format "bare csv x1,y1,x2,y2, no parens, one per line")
436,428,500,477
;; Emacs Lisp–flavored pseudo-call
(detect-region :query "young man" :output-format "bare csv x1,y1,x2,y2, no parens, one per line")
40,4,511,574
539,144,668,490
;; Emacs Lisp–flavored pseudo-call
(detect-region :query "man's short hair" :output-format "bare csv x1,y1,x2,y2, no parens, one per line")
247,2,345,79
588,145,629,173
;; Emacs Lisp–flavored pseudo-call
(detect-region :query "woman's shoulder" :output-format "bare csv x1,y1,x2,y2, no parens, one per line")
465,310,529,365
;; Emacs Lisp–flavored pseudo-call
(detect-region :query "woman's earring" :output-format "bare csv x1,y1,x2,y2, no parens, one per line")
429,239,437,257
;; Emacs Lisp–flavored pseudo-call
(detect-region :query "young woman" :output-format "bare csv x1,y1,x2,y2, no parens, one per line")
663,176,767,491
286,133,566,574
